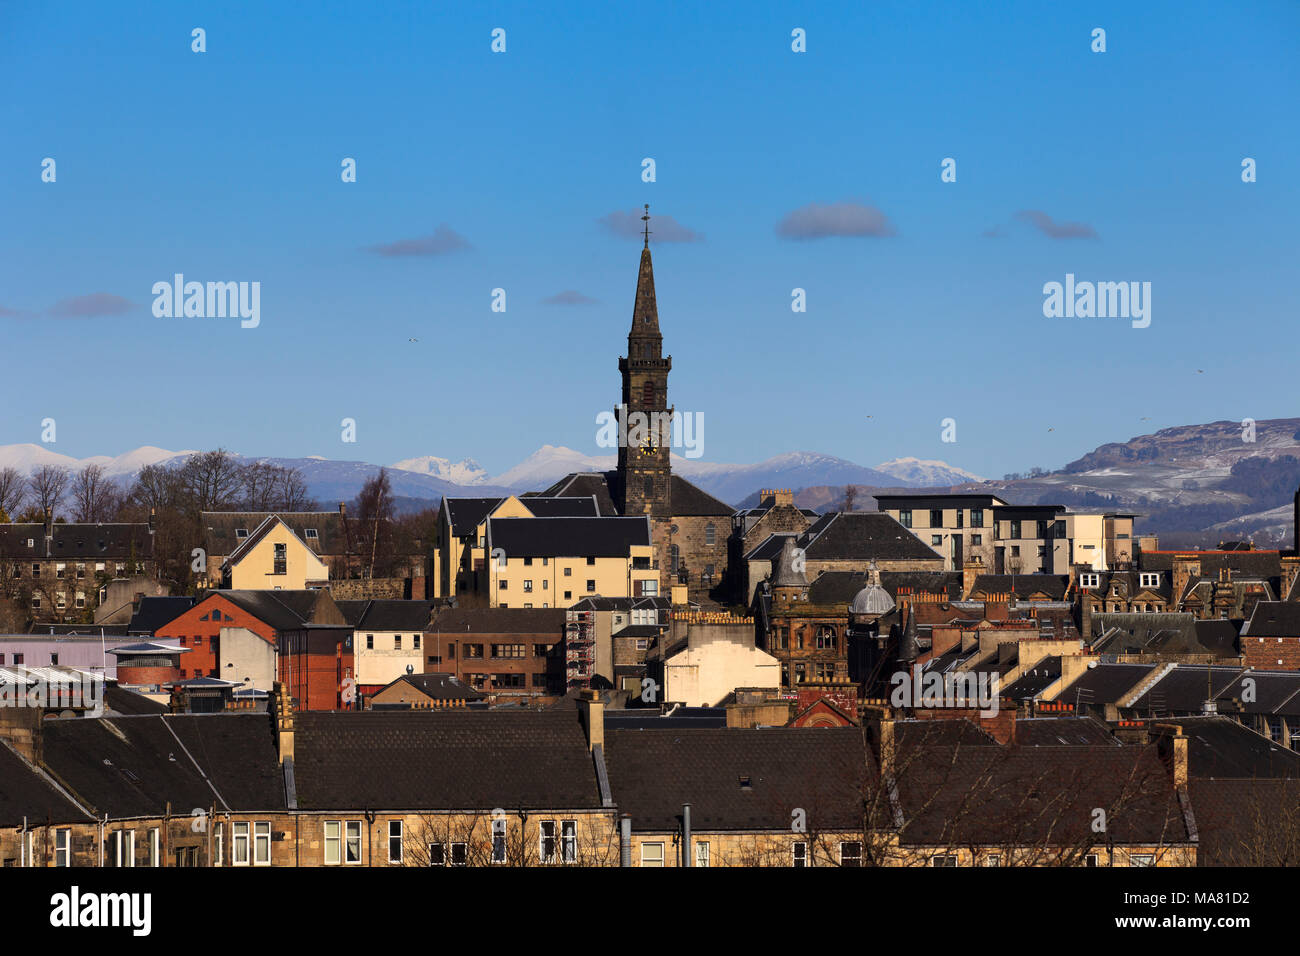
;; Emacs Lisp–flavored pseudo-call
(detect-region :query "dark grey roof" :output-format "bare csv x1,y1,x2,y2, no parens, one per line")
800,512,941,562
522,496,601,518
1242,601,1300,638
604,727,871,832
216,590,321,630
377,672,485,702
536,475,619,516
971,574,1069,601
537,471,732,517
347,600,436,631
805,570,963,605
1128,665,1247,715
0,522,154,560
1056,662,1156,708
127,596,198,635
1167,715,1300,779
1191,778,1300,865
1140,550,1282,578
203,511,351,557
0,741,91,827
1012,715,1117,746
40,713,286,817
667,475,733,515
104,684,169,716
442,497,505,537
1001,657,1063,700
486,516,649,558
293,711,601,810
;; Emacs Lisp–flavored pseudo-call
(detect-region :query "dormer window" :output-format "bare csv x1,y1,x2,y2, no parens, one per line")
235,529,249,539
1139,572,1160,588
1079,573,1100,588
305,528,319,540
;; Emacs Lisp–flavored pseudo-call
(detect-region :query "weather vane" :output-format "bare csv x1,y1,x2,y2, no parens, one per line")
642,203,651,248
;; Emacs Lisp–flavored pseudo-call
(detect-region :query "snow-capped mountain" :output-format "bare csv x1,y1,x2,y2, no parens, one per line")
487,445,613,489
874,457,984,487
390,455,489,486
0,443,196,477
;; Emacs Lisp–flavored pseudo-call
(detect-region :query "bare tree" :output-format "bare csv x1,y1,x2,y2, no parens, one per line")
239,461,279,511
69,464,120,522
844,485,858,513
356,468,395,579
27,464,70,517
0,467,25,519
178,449,243,513
272,465,316,511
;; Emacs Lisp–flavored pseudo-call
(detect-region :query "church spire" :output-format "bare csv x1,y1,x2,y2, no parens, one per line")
631,205,660,337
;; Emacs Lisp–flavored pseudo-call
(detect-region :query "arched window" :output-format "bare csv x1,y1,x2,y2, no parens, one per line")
705,522,716,546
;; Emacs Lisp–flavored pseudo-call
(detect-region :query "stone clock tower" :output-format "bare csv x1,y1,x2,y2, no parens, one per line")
616,205,673,519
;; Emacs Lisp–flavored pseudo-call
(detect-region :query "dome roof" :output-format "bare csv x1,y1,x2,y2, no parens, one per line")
850,560,895,616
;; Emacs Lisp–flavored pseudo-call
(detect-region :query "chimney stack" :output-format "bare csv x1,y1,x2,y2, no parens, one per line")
273,681,295,763
577,689,604,752
1155,723,1189,789
962,554,983,600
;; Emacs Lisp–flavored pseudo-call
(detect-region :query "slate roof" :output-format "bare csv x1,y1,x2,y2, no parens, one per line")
486,516,650,558
344,599,436,631
40,713,286,817
1055,662,1155,708
970,574,1069,601
804,569,964,605
202,511,350,557
0,742,91,827
1128,665,1247,715
127,596,197,635
1001,657,1063,700
104,684,170,716
538,471,733,516
217,590,322,630
442,497,505,537
429,607,566,635
536,475,619,516
1139,550,1282,578
1089,612,1237,657
1241,601,1300,638
293,711,601,810
894,741,1189,847
1011,716,1118,746
604,727,871,832
374,672,485,702
522,496,602,518
0,522,154,560
1166,715,1300,779
1190,778,1300,865
801,512,942,562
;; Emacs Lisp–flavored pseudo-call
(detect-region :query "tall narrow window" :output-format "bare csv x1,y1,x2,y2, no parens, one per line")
491,819,507,863
705,522,716,546
561,821,577,863
253,822,271,865
388,821,403,864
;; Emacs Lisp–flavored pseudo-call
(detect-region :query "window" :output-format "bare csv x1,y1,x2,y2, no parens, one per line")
235,528,249,539
641,842,664,867
56,563,65,578
956,509,964,529
323,822,340,864
1085,853,1099,867
586,556,596,566
563,591,571,600
695,841,710,868
985,854,1001,867
643,477,653,499
705,523,716,545
56,592,66,610
491,818,507,863
76,563,86,579
1036,520,1049,539
366,634,374,649
930,509,943,528
1140,572,1160,588
1010,546,1020,557
413,634,420,649
840,842,862,867
792,842,807,867
215,823,223,866
464,644,484,659
930,855,958,867
816,627,835,650
971,534,982,545
450,842,468,866
586,580,596,593
493,644,525,659
563,567,572,577
523,580,533,592
345,821,362,863
388,821,403,864
305,528,318,540
254,822,271,865
899,509,912,529
1079,573,1100,588
561,820,577,863
273,543,287,575
931,535,942,546
54,829,70,867
149,828,160,867
428,843,445,866
1130,854,1154,867
540,821,557,863
232,823,249,865
635,638,649,651
394,635,402,650
50,653,58,665
29,596,38,610
498,579,508,591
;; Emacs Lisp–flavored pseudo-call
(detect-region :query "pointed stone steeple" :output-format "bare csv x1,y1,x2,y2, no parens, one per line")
629,205,661,345
771,536,807,588
898,601,919,663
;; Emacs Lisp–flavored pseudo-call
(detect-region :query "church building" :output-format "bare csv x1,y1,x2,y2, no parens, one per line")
538,208,733,604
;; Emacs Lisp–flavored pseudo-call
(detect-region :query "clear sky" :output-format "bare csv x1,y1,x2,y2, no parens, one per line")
2,0,1297,479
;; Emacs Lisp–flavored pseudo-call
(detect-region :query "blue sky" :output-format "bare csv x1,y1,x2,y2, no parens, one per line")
2,0,1297,479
